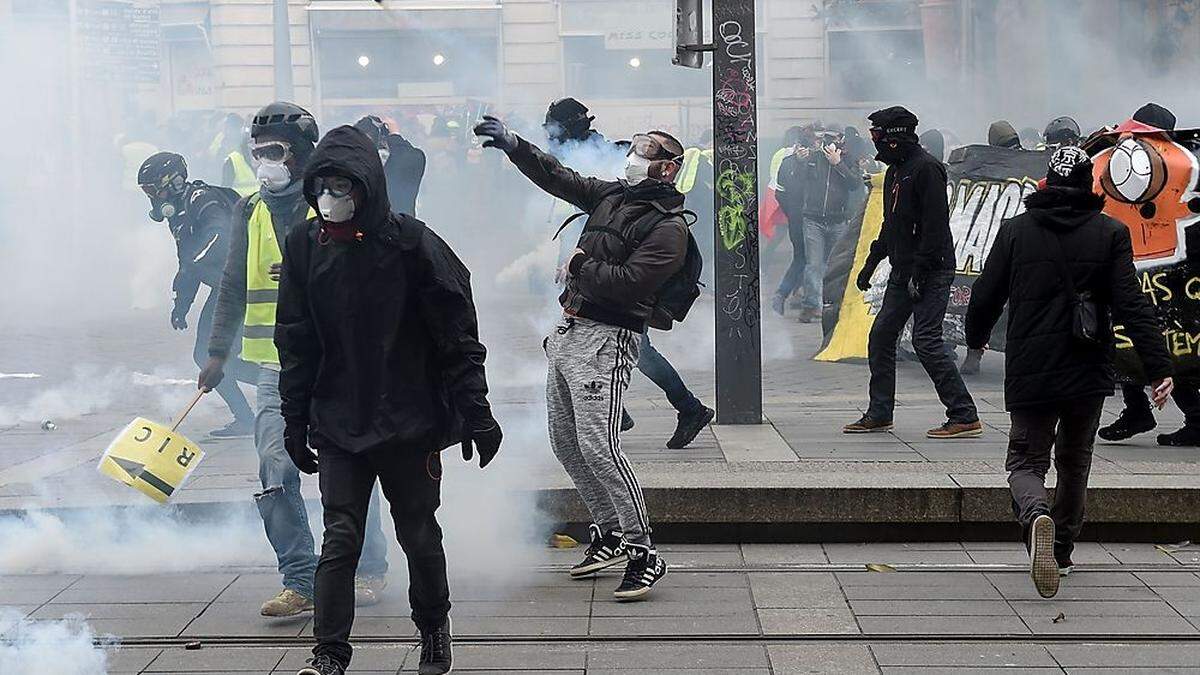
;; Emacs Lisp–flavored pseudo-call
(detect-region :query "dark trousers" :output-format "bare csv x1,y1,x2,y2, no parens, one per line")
1007,396,1104,561
638,333,702,415
776,216,807,298
866,271,977,423
1121,382,1200,428
194,288,257,422
313,446,449,665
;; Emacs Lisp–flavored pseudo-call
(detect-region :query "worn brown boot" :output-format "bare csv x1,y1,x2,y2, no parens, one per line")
926,420,983,439
843,415,894,434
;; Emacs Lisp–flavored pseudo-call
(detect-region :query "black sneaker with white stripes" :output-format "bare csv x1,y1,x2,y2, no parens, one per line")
570,524,628,579
613,544,667,601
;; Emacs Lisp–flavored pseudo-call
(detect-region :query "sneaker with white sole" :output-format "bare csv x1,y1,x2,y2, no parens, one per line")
1029,514,1059,598
613,544,667,601
260,588,314,617
570,524,628,578
296,654,345,675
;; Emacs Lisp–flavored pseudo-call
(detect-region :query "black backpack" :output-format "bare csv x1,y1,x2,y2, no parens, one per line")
555,202,704,329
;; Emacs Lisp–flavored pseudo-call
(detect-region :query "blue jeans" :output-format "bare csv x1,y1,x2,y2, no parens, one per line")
253,368,388,598
801,218,847,311
776,216,807,299
638,333,702,415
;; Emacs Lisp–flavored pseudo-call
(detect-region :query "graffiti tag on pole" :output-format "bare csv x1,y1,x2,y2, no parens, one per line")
711,0,762,423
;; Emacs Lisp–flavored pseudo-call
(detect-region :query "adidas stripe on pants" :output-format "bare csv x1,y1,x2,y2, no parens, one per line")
545,316,651,545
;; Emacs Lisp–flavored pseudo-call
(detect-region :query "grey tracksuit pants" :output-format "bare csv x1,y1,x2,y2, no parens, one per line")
545,316,651,545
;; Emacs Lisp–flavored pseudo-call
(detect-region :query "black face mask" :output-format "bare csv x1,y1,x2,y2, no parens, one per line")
874,139,911,165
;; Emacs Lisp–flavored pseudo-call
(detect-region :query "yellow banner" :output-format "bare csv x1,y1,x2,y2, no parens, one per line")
815,173,886,362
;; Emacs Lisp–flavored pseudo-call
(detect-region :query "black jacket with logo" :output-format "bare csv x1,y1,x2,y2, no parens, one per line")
965,186,1172,409
865,145,955,281
166,183,236,316
275,126,492,454
506,137,688,332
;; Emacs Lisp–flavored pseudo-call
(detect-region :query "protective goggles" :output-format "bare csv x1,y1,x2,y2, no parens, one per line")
869,127,886,142
869,126,912,142
251,140,293,163
628,134,683,162
139,174,182,199
313,175,354,198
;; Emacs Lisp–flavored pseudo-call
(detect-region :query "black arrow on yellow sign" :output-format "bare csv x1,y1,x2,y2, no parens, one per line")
111,457,175,498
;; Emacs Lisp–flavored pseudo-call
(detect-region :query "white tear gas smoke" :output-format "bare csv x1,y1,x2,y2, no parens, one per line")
0,366,200,428
0,608,111,675
0,507,271,575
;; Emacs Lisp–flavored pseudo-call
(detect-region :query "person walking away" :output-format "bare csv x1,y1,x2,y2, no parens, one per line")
967,146,1173,597
138,151,257,437
198,102,391,618
845,106,982,438
475,115,689,600
353,115,426,217
281,125,500,675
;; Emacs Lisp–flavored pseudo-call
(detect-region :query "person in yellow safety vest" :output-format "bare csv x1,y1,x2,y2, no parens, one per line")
223,143,259,196
195,101,392,621
676,139,715,287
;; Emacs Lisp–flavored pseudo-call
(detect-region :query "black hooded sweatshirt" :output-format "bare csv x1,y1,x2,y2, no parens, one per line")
275,125,492,454
965,186,1172,410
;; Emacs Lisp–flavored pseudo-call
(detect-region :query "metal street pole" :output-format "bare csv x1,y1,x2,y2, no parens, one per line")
709,0,763,424
273,0,294,100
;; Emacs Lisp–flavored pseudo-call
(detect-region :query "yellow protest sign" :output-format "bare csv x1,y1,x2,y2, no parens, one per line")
98,417,205,504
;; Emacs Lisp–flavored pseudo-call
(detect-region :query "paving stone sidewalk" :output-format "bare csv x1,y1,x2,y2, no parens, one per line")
2,300,1197,512
6,542,1200,674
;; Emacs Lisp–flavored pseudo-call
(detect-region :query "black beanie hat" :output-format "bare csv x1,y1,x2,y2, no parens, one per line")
1046,146,1093,188
868,106,919,138
1132,102,1176,131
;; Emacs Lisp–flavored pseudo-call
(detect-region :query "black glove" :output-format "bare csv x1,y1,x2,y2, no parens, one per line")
461,417,503,468
856,261,878,292
197,356,226,392
170,306,188,330
284,423,318,475
473,115,518,153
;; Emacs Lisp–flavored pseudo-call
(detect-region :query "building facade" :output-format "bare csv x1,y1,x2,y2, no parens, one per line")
6,0,1199,143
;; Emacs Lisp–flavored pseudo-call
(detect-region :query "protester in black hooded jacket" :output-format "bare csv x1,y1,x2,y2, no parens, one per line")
352,115,426,217
845,106,979,439
965,146,1173,598
275,125,500,675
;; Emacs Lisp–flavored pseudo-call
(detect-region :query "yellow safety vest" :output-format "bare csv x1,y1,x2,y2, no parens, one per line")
676,147,714,194
768,147,791,191
242,197,314,365
226,151,258,196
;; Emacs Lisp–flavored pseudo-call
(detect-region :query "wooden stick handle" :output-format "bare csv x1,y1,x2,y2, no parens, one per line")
171,389,206,432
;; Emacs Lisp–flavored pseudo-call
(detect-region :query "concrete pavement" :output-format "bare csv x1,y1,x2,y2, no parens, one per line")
7,542,1200,673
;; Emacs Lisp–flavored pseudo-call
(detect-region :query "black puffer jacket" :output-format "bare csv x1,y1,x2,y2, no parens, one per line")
965,186,1172,410
275,126,492,454
776,150,860,224
506,137,688,332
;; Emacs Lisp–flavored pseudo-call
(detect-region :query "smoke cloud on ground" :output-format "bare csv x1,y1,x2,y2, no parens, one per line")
0,608,110,675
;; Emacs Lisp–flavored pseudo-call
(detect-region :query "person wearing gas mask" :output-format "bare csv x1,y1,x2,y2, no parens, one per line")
475,115,690,601
137,151,256,437
198,102,391,620
353,115,426,217
282,125,499,675
542,98,715,450
845,106,981,439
